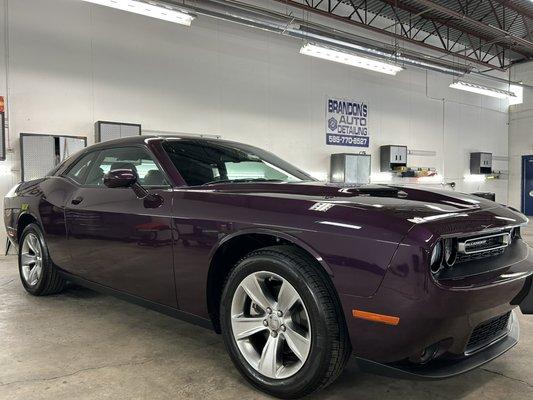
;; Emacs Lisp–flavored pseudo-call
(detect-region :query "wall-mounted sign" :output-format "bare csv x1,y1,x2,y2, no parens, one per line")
326,97,369,148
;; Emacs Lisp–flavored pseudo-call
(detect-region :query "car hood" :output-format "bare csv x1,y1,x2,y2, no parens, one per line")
195,181,527,235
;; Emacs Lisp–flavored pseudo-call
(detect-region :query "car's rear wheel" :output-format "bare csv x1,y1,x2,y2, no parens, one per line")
220,245,351,399
18,223,65,296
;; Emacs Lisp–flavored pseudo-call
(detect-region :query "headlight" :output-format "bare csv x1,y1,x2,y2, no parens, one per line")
430,241,443,274
5,182,22,198
443,238,457,267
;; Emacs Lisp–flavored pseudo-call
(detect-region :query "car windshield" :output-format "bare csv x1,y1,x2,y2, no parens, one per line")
162,139,314,186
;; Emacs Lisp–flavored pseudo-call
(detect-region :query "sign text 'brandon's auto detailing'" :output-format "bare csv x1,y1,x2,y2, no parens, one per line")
326,97,369,148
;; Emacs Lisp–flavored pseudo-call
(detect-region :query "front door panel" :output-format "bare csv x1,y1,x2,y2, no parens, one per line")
523,155,533,216
36,177,75,268
65,187,176,307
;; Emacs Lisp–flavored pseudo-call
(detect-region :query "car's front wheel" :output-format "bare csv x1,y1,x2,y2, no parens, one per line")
18,223,65,296
220,245,351,398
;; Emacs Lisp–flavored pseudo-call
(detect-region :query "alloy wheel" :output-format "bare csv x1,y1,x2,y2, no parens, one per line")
21,233,43,287
230,271,311,379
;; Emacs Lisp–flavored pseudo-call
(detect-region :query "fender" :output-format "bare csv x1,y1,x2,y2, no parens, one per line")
13,210,42,243
208,226,334,276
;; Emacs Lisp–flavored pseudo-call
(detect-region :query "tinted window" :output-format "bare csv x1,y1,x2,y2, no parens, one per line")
162,140,313,186
85,147,169,187
64,152,97,184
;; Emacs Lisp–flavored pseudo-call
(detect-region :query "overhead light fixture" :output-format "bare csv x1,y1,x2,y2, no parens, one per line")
300,43,404,76
509,84,524,106
82,0,194,26
449,81,517,100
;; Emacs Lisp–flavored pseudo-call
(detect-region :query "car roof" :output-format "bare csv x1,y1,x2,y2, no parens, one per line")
88,135,197,148
55,135,223,174
85,135,236,150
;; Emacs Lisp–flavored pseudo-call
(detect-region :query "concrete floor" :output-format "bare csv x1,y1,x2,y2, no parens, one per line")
1,227,533,400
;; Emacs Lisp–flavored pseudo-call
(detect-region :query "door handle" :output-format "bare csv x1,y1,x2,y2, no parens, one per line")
71,197,84,205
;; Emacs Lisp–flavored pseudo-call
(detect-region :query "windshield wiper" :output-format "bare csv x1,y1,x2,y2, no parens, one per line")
202,178,285,186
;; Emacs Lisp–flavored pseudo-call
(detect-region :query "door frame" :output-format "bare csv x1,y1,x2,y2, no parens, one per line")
522,155,533,215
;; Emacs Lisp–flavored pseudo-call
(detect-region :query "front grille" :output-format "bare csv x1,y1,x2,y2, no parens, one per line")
455,231,511,264
466,312,511,354
456,247,506,264
464,235,507,253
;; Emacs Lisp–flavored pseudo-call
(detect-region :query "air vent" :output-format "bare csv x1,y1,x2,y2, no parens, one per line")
466,312,511,355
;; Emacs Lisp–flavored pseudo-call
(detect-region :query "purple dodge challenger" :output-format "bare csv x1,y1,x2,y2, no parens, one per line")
4,136,533,398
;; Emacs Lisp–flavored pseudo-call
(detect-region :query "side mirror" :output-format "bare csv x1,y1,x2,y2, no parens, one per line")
103,168,164,208
104,168,138,189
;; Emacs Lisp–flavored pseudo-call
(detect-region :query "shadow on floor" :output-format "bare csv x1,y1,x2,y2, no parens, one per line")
56,284,509,400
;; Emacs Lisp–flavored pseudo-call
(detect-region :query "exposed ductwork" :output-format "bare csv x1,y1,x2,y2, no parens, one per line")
134,0,531,88
161,0,471,76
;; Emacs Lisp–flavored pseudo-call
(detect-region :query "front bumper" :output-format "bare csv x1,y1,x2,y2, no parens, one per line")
340,236,533,365
354,310,519,379
517,276,533,314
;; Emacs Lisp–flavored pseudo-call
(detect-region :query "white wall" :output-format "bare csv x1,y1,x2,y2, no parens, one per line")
0,0,512,241
509,62,533,211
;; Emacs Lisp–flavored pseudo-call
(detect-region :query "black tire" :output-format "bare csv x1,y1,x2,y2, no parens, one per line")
220,245,351,399
18,223,65,296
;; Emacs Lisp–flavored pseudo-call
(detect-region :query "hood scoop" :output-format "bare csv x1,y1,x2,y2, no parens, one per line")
337,186,401,198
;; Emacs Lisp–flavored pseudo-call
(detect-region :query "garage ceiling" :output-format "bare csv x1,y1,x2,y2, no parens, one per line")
273,0,533,71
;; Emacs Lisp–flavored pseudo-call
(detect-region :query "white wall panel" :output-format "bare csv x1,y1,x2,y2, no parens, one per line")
508,60,533,211
0,0,515,243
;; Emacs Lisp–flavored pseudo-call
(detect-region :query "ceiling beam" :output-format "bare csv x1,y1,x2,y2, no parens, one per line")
271,0,507,70
379,0,531,59
492,0,533,22
381,0,532,59
409,0,533,51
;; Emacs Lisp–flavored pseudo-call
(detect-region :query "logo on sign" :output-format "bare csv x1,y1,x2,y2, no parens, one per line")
328,117,338,131
326,97,369,148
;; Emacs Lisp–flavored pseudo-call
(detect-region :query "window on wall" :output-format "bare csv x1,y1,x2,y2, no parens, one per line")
84,147,169,187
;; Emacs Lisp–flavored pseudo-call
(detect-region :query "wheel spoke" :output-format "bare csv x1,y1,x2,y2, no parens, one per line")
282,324,311,362
277,280,300,313
232,315,268,340
28,264,41,285
21,265,31,282
240,275,274,312
21,252,36,266
258,334,282,378
27,235,39,254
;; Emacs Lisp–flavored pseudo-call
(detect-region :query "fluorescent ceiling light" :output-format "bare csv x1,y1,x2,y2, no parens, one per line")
509,84,523,106
300,43,403,76
82,0,194,26
449,81,517,100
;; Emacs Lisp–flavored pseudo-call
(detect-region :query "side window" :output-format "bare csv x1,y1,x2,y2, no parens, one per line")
161,141,302,186
85,147,169,188
225,161,294,181
63,152,97,184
